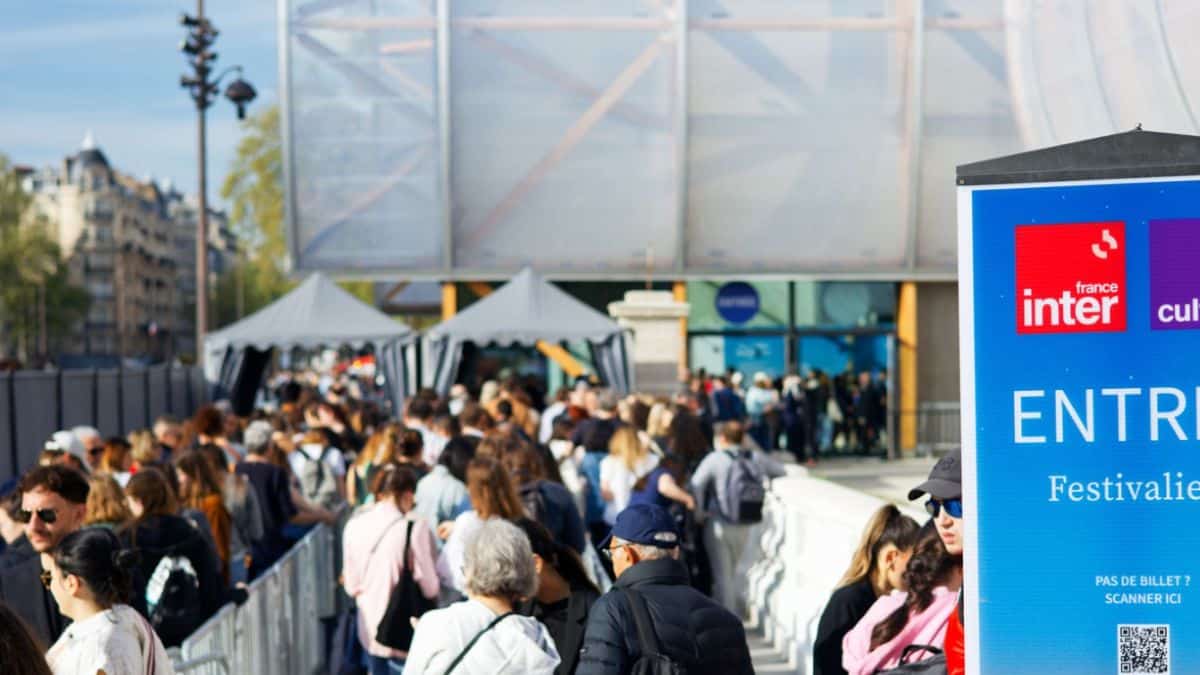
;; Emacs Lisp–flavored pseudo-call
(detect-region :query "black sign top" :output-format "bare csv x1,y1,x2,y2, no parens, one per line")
956,127,1200,186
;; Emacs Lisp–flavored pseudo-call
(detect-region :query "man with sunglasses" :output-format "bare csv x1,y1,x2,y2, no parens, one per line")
908,448,965,675
577,503,753,675
0,465,89,645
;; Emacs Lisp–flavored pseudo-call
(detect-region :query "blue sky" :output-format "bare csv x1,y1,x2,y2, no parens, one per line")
0,1,278,208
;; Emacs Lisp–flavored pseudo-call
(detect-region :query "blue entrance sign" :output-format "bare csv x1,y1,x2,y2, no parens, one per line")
960,176,1200,674
714,282,760,324
724,335,785,378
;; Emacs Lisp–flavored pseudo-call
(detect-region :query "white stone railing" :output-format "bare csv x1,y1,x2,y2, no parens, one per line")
744,466,924,673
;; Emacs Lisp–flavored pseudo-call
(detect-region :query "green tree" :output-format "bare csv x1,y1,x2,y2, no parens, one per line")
216,106,375,326
0,155,89,361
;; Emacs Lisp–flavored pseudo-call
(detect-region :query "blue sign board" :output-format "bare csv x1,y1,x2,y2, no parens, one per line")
961,176,1200,674
715,282,760,324
723,335,785,379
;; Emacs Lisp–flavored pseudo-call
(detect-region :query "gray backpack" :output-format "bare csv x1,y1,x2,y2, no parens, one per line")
721,450,765,523
298,445,342,510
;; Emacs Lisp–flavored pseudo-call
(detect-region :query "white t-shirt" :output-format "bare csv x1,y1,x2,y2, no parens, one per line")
47,604,174,675
599,453,660,525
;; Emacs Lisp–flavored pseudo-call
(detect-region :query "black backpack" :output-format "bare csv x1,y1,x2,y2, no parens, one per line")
145,554,204,646
623,587,687,675
874,645,947,674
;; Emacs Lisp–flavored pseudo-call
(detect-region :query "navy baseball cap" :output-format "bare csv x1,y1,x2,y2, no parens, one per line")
600,503,680,550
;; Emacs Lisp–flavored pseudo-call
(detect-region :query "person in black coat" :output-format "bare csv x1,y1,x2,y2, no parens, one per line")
812,504,921,675
0,466,90,646
120,468,227,646
517,519,601,675
577,504,753,675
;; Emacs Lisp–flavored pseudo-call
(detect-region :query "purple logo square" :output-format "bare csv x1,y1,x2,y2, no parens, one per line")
1151,218,1200,330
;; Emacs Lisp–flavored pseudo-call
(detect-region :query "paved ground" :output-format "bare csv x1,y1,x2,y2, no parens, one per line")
807,455,939,505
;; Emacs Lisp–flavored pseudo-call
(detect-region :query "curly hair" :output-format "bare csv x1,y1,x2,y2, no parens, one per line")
869,522,960,650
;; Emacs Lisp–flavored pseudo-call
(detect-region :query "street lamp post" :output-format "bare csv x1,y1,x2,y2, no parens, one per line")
180,0,256,365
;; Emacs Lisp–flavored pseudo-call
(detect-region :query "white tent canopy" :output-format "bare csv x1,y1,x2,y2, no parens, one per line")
204,273,414,415
426,268,631,394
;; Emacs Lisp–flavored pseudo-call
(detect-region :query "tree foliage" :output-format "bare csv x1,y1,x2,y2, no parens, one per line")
0,154,89,362
216,106,375,326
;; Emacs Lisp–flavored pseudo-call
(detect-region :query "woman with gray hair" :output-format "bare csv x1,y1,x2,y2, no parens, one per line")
405,519,560,674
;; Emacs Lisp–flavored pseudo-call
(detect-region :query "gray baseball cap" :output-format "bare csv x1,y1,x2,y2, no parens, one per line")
908,448,962,501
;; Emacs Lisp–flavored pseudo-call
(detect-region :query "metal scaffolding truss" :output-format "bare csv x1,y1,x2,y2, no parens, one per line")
278,0,1200,280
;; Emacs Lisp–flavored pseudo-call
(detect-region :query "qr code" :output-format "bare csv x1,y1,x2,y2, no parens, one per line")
1119,624,1169,674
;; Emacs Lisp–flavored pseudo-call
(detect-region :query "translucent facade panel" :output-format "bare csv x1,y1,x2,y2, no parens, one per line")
918,11,1020,269
449,1,680,272
279,0,1200,279
686,1,908,272
1006,0,1200,147
284,0,442,270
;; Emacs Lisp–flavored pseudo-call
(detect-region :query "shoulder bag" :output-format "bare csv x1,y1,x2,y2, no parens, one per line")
375,520,437,650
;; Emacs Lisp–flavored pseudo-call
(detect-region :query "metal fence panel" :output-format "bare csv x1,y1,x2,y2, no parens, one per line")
121,368,148,433
60,370,97,431
274,556,297,675
180,604,237,675
13,372,58,472
96,369,122,437
315,524,337,618
170,367,190,418
236,574,272,675
190,366,209,411
296,536,322,672
148,365,170,424
172,525,334,675
0,373,14,480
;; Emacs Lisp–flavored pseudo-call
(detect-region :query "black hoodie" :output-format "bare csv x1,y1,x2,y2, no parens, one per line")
120,513,226,642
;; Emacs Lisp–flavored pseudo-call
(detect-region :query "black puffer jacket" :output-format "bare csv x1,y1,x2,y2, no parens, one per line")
576,557,753,675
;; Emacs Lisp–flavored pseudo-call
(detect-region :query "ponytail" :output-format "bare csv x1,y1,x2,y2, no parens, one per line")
837,504,920,589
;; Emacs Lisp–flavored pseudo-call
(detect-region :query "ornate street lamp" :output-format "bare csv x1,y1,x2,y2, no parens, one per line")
180,2,256,364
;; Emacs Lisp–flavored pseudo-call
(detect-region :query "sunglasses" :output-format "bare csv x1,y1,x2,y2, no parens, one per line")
925,498,963,519
18,508,59,524
39,569,52,589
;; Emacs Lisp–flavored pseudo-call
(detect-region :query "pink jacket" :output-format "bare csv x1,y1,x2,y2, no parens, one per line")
842,586,958,675
343,501,440,658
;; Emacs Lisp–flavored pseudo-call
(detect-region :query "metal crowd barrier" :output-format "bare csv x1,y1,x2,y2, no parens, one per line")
173,524,336,675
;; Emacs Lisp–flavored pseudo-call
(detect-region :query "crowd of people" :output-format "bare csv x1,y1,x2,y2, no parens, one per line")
0,370,797,675
812,449,966,675
680,367,889,462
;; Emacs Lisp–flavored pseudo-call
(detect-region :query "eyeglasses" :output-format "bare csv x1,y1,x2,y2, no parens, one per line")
602,544,631,561
925,498,963,519
39,570,52,589
18,508,59,524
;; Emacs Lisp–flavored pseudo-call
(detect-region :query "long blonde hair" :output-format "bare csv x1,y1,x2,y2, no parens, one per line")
646,403,673,438
129,430,159,466
837,504,921,588
608,425,648,472
355,424,402,469
85,474,132,527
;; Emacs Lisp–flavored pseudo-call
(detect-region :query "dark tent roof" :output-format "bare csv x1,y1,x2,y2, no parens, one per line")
957,127,1200,186
426,267,622,345
205,272,412,351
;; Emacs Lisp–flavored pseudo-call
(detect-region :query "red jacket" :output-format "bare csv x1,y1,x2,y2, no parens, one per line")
945,594,965,675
